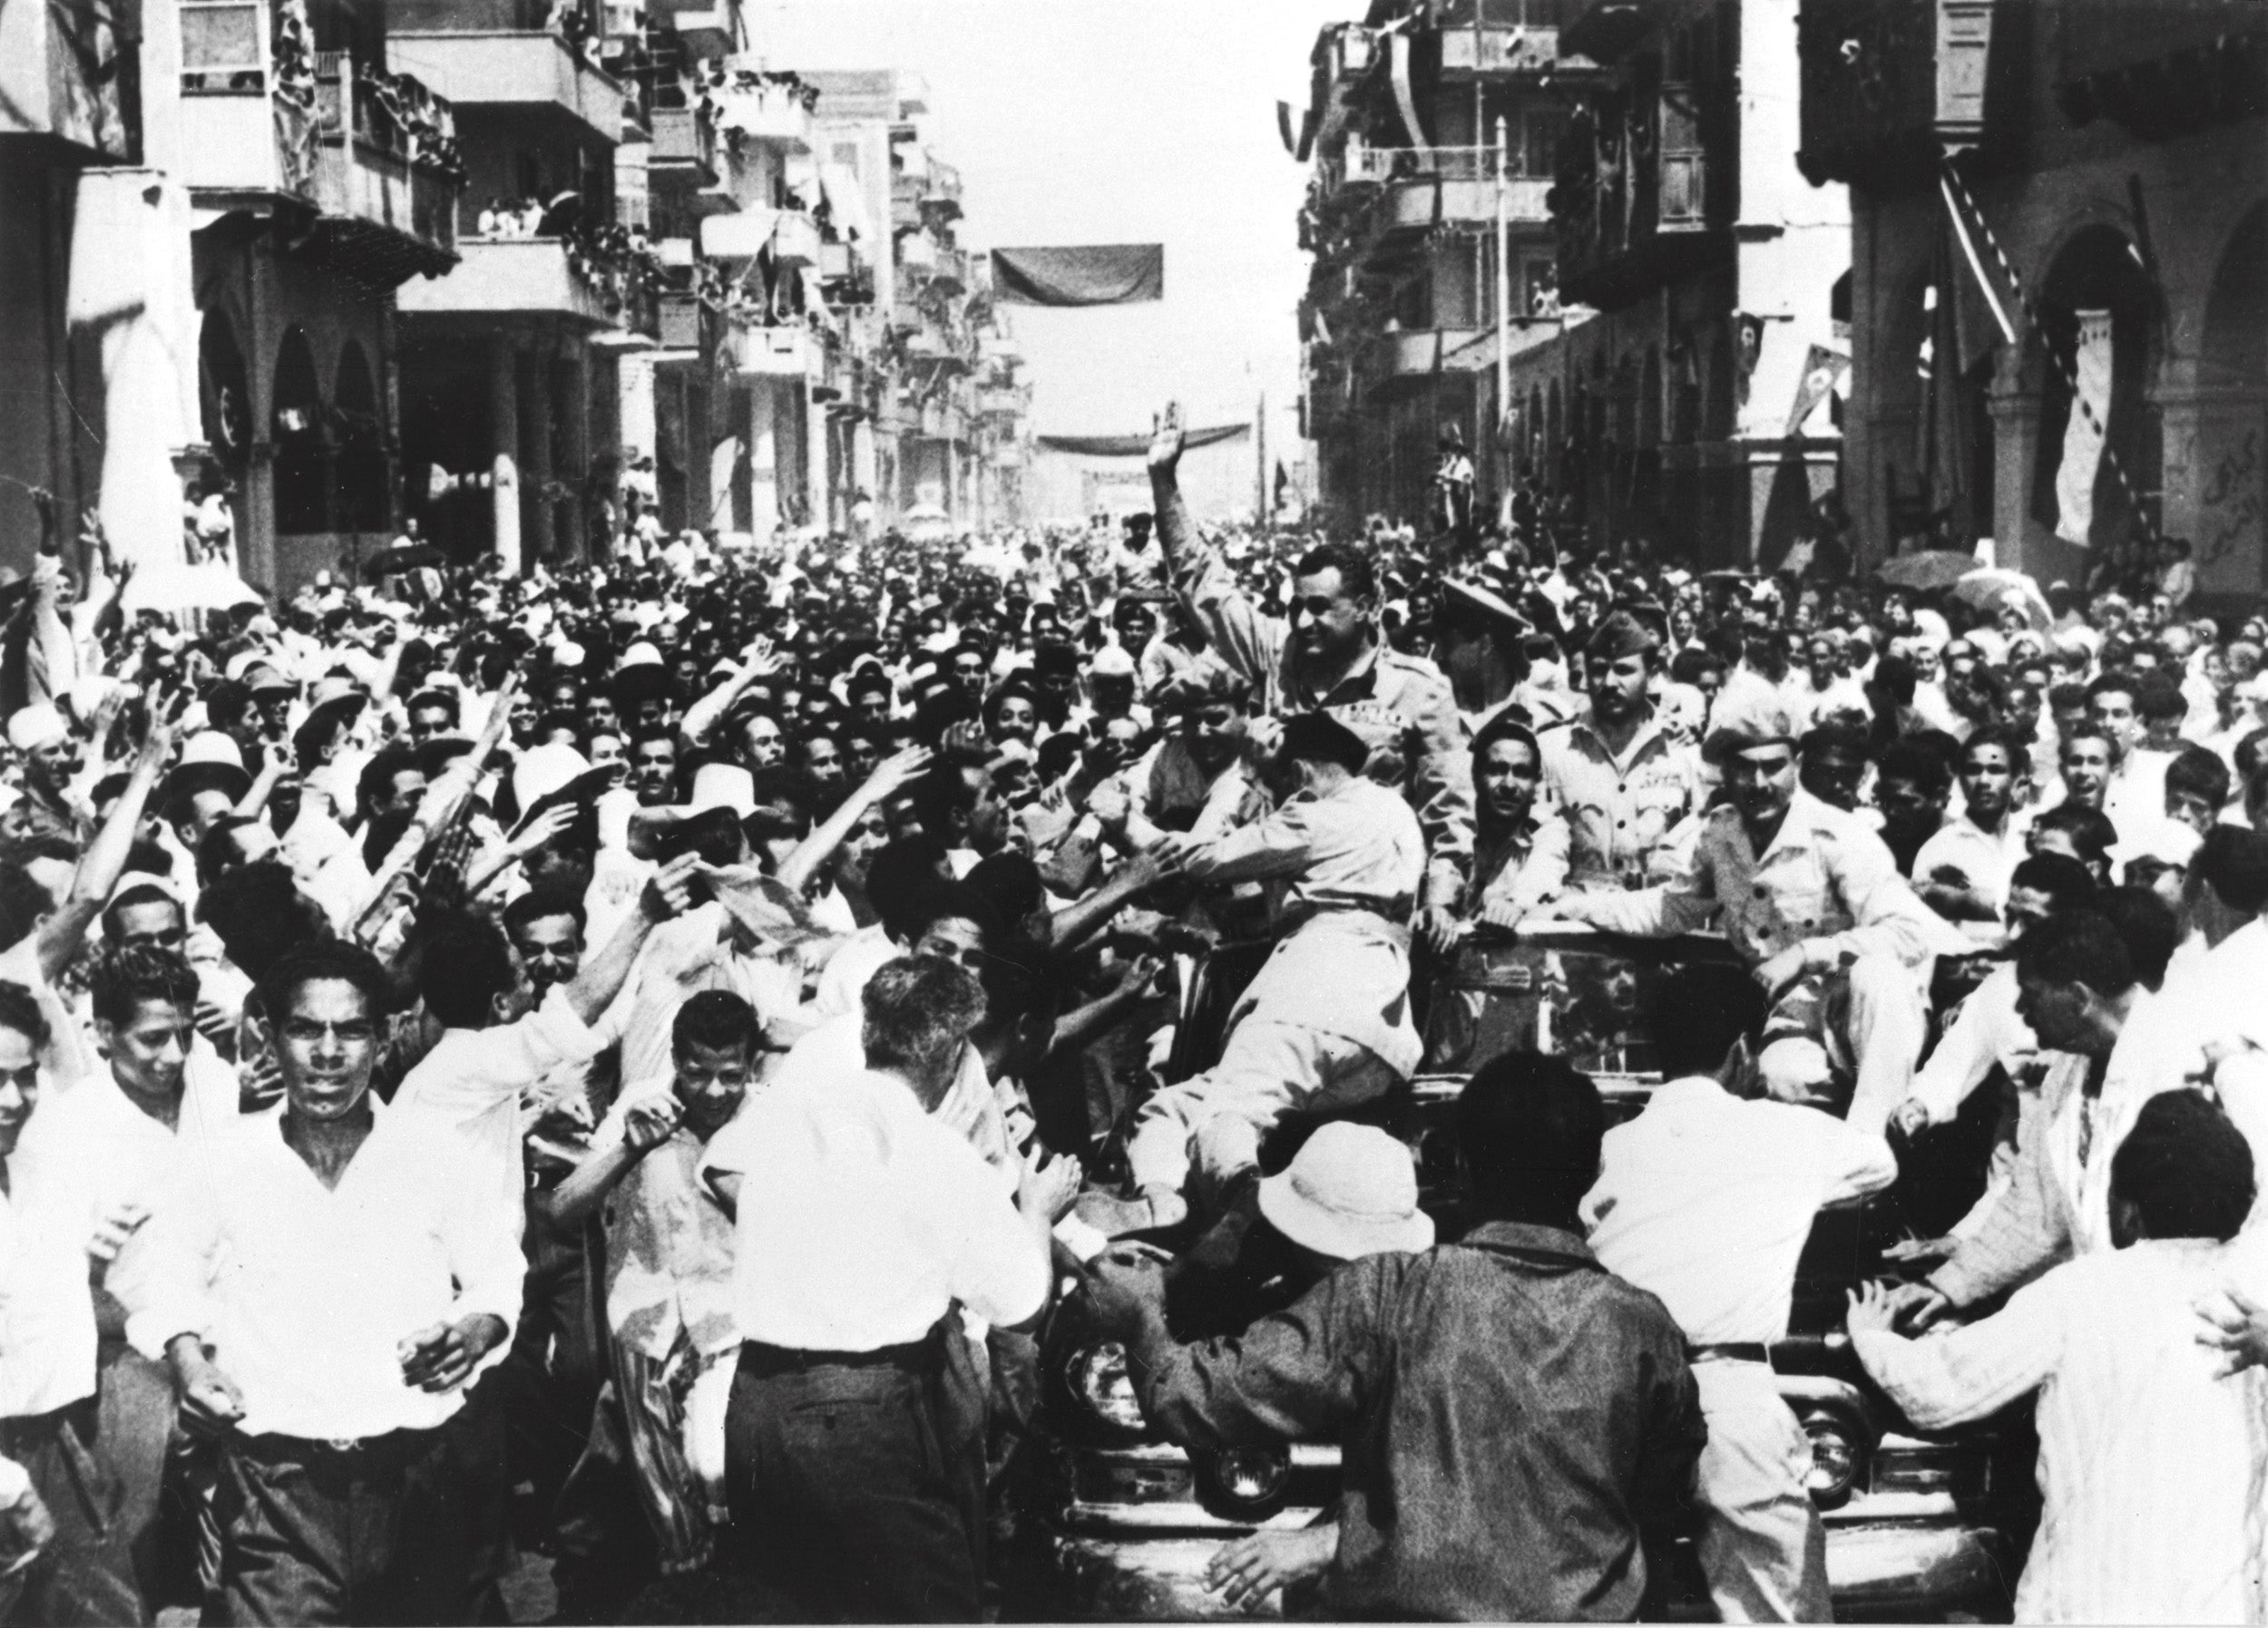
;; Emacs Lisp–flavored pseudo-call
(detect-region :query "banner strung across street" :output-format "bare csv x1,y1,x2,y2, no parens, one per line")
991,245,1164,307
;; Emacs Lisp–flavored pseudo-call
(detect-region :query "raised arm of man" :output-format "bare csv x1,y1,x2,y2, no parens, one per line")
1147,405,1284,696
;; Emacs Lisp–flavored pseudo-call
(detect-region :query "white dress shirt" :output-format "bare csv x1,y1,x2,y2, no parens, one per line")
122,1105,523,1441
4,1049,246,1418
699,1067,1046,1353
1855,1239,2268,1624
1910,813,2023,944
390,987,601,1209
1580,1077,1896,1344
616,903,804,1096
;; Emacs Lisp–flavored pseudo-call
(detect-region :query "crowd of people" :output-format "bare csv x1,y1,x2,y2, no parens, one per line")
0,399,2263,1626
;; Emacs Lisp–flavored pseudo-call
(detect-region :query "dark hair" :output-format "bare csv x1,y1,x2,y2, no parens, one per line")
2015,909,2136,998
1667,648,1725,686
2048,680,2090,714
891,879,998,950
503,882,587,941
1471,708,1540,767
2136,684,2187,722
1957,724,2027,771
2085,670,2141,707
1456,1052,1605,1224
0,980,51,1050
865,835,950,928
2031,803,2117,866
1293,541,1377,603
89,942,200,1028
1877,737,1951,796
0,862,58,954
964,851,1043,927
2092,886,2182,990
256,937,392,1031
195,815,269,889
1278,711,1371,775
672,988,759,1058
1646,964,1770,1081
197,862,325,980
418,917,518,1029
2008,853,2097,911
2190,826,2268,916
2110,1090,2254,1243
2166,746,2232,812
357,746,422,817
748,765,817,826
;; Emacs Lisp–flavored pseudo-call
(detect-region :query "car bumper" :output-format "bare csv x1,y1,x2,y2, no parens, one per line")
1022,1513,2015,1623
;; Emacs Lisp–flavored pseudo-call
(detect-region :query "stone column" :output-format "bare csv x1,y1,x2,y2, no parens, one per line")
807,385,831,533
748,381,780,545
523,341,555,562
1987,363,2052,583
560,341,591,562
851,414,877,511
2156,383,2268,600
489,334,522,575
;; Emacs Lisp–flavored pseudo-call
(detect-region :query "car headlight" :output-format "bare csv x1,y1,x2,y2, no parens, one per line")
1195,1444,1290,1516
1068,1342,1147,1438
1799,1408,1863,1508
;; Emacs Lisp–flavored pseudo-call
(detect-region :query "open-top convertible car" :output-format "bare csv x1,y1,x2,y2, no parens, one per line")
1004,924,2038,1622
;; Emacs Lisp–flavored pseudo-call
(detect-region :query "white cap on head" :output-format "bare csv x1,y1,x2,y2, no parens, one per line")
513,743,592,813
7,704,68,754
179,730,246,771
1256,1122,1433,1261
1090,644,1137,679
688,763,755,818
618,641,665,672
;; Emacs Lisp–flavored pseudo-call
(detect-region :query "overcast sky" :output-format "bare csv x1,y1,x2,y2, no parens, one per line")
754,0,1364,465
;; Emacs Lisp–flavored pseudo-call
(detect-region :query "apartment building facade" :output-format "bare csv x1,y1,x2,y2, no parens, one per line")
1297,0,1579,531
1510,0,1851,568
1799,0,2267,598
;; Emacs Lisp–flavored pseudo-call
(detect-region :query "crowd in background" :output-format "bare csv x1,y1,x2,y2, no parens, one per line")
0,402,2263,1625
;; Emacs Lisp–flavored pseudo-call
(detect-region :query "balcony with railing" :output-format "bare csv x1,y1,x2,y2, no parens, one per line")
1439,24,1563,78
705,72,815,152
386,27,625,144
655,286,707,353
728,319,811,379
396,230,658,333
0,0,136,157
647,103,718,185
1325,144,1555,233
177,13,460,285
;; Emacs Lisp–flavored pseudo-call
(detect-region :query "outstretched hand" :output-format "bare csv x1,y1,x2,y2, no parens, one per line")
1148,403,1185,481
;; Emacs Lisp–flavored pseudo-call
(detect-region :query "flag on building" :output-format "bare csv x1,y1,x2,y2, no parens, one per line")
2054,308,2114,546
1784,346,1849,437
991,246,1163,307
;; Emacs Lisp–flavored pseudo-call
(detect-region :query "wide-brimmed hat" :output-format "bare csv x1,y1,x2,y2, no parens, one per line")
1256,1123,1433,1262
161,731,253,814
511,743,614,835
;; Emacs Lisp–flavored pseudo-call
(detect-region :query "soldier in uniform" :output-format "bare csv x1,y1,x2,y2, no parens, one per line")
1530,610,1703,902
1077,714,1426,1239
1143,405,1473,958
1557,694,1962,1136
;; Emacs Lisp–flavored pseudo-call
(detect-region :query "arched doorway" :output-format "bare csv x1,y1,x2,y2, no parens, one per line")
334,341,388,533
272,328,327,535
2030,224,2162,580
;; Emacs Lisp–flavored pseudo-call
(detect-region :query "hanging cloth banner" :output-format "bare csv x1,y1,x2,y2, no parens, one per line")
1035,424,1249,457
1784,345,1850,437
2055,308,2114,547
990,246,1163,307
